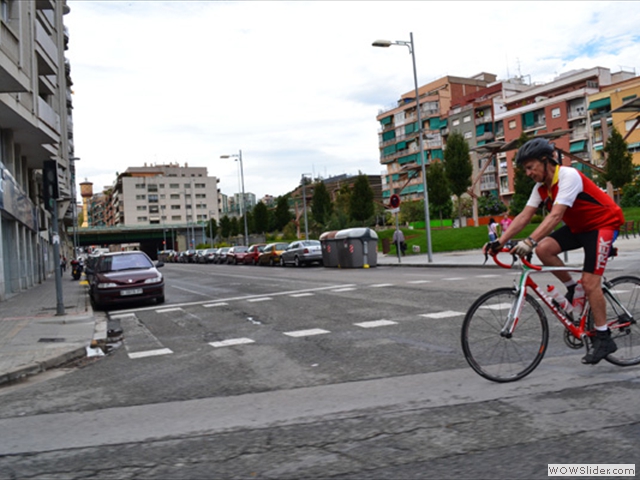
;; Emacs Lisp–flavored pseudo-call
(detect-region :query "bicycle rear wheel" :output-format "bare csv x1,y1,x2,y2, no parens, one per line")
462,287,549,382
600,276,640,366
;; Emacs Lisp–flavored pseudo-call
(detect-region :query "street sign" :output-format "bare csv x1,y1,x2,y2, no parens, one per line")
389,207,400,214
389,194,401,209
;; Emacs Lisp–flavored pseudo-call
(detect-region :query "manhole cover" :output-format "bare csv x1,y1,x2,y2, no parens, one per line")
38,338,66,343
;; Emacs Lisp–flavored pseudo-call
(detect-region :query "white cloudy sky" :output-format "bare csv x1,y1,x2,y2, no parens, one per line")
64,1,640,200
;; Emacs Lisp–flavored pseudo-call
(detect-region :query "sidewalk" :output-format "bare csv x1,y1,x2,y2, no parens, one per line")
0,273,106,386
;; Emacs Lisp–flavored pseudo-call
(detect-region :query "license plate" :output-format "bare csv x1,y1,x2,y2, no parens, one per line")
121,288,143,296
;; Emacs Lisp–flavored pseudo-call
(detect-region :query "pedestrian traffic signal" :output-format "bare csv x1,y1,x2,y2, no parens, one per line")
389,194,401,209
43,160,59,212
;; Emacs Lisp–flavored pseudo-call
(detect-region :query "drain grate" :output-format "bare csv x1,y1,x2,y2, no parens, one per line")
38,338,66,343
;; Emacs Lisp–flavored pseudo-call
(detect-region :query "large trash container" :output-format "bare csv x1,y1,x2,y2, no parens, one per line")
334,228,378,268
319,230,340,267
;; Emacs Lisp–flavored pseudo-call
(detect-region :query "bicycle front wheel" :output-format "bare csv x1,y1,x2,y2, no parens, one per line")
462,287,549,382
601,276,640,366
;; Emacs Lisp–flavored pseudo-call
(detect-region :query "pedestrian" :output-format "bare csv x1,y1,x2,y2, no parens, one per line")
60,256,67,274
487,218,498,242
392,228,407,255
484,138,624,365
499,212,512,235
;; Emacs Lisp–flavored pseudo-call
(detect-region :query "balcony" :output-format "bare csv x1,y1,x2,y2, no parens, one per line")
35,21,58,74
37,96,60,132
475,114,493,125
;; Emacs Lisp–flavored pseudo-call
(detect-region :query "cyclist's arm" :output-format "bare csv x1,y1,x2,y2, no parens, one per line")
527,203,568,243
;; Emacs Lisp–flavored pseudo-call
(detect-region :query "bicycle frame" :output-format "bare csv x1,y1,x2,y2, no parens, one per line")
496,251,634,342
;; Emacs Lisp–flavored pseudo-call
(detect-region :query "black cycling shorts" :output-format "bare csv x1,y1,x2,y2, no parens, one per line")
549,225,618,276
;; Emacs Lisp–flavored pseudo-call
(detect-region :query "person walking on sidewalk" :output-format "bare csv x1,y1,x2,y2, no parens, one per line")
485,138,625,365
393,228,407,256
487,218,498,242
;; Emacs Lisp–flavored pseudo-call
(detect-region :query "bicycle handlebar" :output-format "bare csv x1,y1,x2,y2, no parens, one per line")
488,247,542,270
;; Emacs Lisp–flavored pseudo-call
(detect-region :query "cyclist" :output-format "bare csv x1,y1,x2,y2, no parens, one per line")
486,138,625,365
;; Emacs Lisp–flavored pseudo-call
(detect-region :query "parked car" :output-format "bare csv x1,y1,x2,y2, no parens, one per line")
280,239,323,267
201,248,218,264
213,247,230,264
195,249,207,263
243,243,267,265
257,242,290,266
87,251,164,310
226,246,249,264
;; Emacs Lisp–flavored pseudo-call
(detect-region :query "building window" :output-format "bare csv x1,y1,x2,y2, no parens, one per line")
137,216,148,222
551,107,561,118
136,194,146,200
464,131,472,139
150,220,160,225
158,184,165,188
184,183,191,188
171,205,181,210
137,206,147,211
149,205,159,214
195,193,206,199
195,183,205,188
171,215,181,221
508,120,517,129
170,194,180,199
148,194,158,203
452,119,460,127
169,183,179,189
135,183,145,189
463,115,471,123
147,184,158,192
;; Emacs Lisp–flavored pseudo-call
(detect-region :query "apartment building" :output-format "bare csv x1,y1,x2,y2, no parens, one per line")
0,0,74,301
376,73,496,202
108,163,222,228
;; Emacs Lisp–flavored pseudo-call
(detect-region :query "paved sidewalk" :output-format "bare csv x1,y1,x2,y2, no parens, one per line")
0,273,106,386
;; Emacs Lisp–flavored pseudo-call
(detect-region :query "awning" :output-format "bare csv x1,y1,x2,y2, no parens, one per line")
588,97,611,110
396,141,407,150
569,140,586,153
380,116,392,125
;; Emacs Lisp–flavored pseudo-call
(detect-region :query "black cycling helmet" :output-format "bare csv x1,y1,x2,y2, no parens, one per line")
515,138,556,166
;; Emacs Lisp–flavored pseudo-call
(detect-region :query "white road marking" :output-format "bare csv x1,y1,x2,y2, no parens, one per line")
331,288,356,292
420,311,465,319
443,277,465,281
290,293,314,298
156,307,183,314
247,297,272,303
476,274,500,278
284,328,330,337
203,302,229,308
355,320,398,328
171,285,215,297
209,338,255,348
128,348,173,359
407,280,431,284
109,313,136,320
370,284,393,288
480,303,513,310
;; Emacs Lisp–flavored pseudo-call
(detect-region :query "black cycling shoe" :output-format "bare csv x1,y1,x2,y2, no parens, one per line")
582,329,617,365
565,284,576,305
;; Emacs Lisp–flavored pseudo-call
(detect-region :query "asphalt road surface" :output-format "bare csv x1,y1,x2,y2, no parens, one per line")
0,262,638,479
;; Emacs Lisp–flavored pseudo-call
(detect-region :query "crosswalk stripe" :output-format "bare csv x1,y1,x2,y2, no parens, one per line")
355,320,397,328
209,338,255,348
420,311,465,319
284,328,330,337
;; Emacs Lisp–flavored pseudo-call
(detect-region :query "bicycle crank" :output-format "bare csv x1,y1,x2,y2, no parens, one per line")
563,328,584,349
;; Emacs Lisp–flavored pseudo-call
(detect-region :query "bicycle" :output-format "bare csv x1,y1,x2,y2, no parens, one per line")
461,246,640,382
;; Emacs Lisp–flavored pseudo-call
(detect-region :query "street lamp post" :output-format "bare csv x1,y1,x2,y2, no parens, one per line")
301,173,312,241
373,32,433,262
221,150,249,246
70,157,80,259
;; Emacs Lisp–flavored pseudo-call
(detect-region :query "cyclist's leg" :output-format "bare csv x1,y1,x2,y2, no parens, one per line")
537,226,581,284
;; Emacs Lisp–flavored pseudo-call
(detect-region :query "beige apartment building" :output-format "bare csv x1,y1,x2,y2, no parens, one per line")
0,0,74,301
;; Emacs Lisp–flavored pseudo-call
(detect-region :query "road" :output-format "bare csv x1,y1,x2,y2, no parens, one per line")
0,262,638,479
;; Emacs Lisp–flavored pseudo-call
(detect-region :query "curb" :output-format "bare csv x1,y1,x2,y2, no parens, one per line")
0,346,87,386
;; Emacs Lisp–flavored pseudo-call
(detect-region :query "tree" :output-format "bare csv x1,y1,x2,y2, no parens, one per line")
443,131,472,224
349,173,375,224
219,215,231,240
603,127,634,203
252,201,269,234
207,218,218,242
478,193,507,216
274,195,292,231
508,133,535,216
311,181,333,225
230,216,239,237
399,199,425,224
426,161,453,225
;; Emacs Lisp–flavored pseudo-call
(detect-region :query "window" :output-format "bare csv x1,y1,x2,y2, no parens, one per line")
184,183,191,188
463,115,471,123
195,193,206,199
170,194,180,199
137,216,148,222
626,119,639,132
169,183,179,189
148,194,158,203
171,205,181,210
551,107,561,118
135,183,145,189
149,206,159,214
452,119,460,127
158,184,165,188
508,120,517,129
136,194,146,200
195,183,206,188
147,184,158,192
171,215,181,221
137,206,147,211
464,131,472,139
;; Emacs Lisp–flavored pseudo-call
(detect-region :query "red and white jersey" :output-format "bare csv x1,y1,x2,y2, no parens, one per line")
526,165,624,233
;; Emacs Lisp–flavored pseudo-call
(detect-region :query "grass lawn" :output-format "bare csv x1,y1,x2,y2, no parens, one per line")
381,207,640,256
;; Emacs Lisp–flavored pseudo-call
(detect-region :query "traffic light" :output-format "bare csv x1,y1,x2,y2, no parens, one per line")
43,160,59,212
389,194,401,209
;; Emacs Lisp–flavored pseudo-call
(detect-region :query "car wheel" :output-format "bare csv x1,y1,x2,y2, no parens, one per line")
280,257,286,267
294,256,301,267
269,257,275,266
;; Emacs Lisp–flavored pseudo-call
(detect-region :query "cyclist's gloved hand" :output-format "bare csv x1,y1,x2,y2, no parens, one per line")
489,241,502,253
512,239,534,257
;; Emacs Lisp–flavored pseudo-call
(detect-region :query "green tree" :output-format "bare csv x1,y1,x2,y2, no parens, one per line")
443,131,473,223
207,218,218,242
603,127,635,203
219,215,231,240
252,201,269,234
349,173,375,224
478,193,507,216
230,216,240,237
311,181,333,225
399,199,424,224
620,177,640,207
274,195,292,231
508,133,535,216
427,161,453,225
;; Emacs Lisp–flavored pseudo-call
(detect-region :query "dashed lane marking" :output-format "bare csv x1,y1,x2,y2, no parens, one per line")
210,338,255,348
284,328,330,337
203,302,229,308
128,348,173,359
247,297,272,303
480,303,513,310
407,280,431,284
157,307,183,314
355,320,398,328
476,274,501,278
420,310,465,319
290,293,314,298
370,284,393,288
443,277,465,281
331,288,356,292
